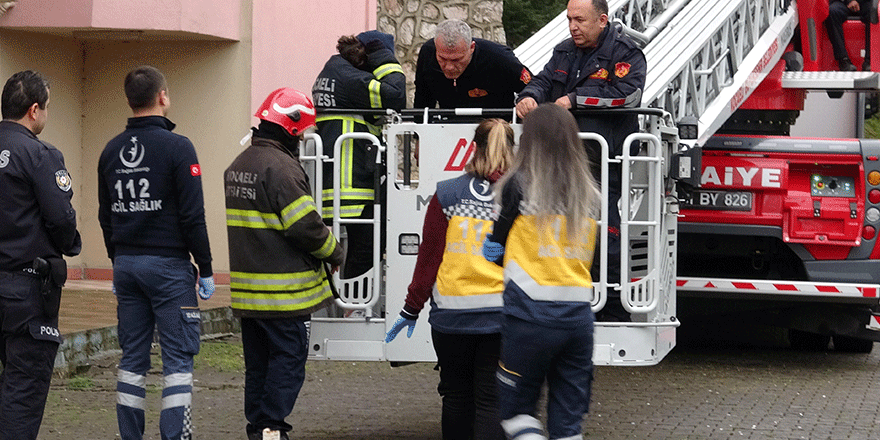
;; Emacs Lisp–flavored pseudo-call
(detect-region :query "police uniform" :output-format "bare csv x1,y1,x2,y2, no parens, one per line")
517,24,646,296
225,133,344,438
414,38,532,109
486,179,597,440
98,115,212,440
402,173,504,440
313,43,405,278
0,120,81,440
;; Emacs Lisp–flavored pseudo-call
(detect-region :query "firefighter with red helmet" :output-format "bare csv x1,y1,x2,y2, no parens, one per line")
224,88,344,440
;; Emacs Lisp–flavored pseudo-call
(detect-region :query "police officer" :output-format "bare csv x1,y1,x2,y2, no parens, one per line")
225,88,344,440
98,65,214,440
0,70,82,440
313,30,405,279
516,0,646,320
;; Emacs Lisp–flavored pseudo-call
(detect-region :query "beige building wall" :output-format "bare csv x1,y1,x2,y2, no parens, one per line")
0,1,252,279
0,29,85,268
78,38,252,276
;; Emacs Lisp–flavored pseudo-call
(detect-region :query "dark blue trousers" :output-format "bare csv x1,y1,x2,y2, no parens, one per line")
497,315,594,440
0,271,61,440
241,316,309,437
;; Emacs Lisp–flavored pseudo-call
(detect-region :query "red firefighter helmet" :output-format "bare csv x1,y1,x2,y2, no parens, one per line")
254,87,316,136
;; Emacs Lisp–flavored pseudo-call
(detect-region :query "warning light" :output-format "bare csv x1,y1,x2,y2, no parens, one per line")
870,189,880,204
863,225,876,241
869,171,880,186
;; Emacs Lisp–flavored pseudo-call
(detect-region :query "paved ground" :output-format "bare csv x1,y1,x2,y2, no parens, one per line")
39,287,880,440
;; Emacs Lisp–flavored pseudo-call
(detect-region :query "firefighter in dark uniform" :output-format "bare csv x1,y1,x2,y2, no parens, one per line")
225,88,344,440
313,30,405,279
414,19,532,109
516,0,646,320
0,70,82,440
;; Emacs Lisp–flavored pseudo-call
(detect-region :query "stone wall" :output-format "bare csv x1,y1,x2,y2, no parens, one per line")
376,0,506,105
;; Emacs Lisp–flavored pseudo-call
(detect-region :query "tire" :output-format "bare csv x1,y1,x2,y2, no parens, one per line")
788,329,830,351
832,335,874,353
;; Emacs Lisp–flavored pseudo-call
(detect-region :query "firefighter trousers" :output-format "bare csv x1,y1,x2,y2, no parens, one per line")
113,255,200,440
241,316,309,437
0,271,62,440
497,315,594,440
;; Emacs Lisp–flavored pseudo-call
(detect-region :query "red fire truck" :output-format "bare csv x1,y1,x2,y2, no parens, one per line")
674,0,880,352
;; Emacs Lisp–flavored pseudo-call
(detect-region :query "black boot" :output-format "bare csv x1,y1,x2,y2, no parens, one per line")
839,58,858,71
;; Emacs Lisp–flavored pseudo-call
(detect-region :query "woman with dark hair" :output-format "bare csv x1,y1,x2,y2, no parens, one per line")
312,31,406,279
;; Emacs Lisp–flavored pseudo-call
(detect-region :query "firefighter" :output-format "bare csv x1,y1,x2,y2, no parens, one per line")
414,19,532,109
313,30,405,279
825,0,878,71
0,70,81,440
515,0,646,321
386,118,515,440
98,65,214,440
483,103,600,440
225,88,344,440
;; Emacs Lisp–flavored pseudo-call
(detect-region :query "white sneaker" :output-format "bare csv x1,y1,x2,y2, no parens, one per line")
262,428,281,440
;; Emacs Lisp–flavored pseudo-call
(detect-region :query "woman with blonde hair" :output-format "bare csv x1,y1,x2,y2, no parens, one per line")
386,118,514,440
483,103,600,440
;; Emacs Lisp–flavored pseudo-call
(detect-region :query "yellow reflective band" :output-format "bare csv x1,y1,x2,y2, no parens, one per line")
311,233,337,260
316,114,368,124
231,284,332,311
226,209,283,230
231,270,324,290
322,188,375,199
369,79,382,108
321,204,366,218
279,195,316,229
372,63,403,80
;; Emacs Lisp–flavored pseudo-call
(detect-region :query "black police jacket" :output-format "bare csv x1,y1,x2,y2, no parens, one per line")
0,121,81,271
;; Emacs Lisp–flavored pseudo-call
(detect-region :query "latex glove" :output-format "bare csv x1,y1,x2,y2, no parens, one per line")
482,234,505,263
385,311,417,343
198,276,215,300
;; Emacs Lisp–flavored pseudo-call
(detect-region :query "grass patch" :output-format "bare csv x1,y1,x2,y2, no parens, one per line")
66,376,94,391
195,340,245,373
866,113,880,139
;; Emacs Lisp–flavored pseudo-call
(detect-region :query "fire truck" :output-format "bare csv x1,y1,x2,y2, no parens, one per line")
515,0,880,353
305,0,880,365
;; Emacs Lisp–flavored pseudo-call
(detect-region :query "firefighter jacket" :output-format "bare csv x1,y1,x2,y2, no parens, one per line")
487,179,597,328
313,46,406,219
414,38,532,109
225,136,344,319
98,116,212,276
0,121,81,271
403,174,504,334
517,24,646,189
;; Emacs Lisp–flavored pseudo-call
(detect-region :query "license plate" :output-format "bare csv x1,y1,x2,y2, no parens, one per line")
682,190,752,211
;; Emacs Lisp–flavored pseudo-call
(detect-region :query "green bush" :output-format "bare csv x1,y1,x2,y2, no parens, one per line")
504,0,568,49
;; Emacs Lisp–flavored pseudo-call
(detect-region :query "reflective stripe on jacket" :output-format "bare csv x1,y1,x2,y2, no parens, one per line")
224,136,344,318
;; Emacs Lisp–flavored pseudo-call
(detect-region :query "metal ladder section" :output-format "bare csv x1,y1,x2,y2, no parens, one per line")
514,0,797,144
645,0,796,144
515,0,684,75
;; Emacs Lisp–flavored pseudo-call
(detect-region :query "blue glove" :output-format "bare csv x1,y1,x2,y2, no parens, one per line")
385,311,417,343
198,276,215,300
482,235,505,263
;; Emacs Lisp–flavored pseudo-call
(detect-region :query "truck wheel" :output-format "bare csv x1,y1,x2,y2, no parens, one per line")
788,329,830,351
832,335,874,353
